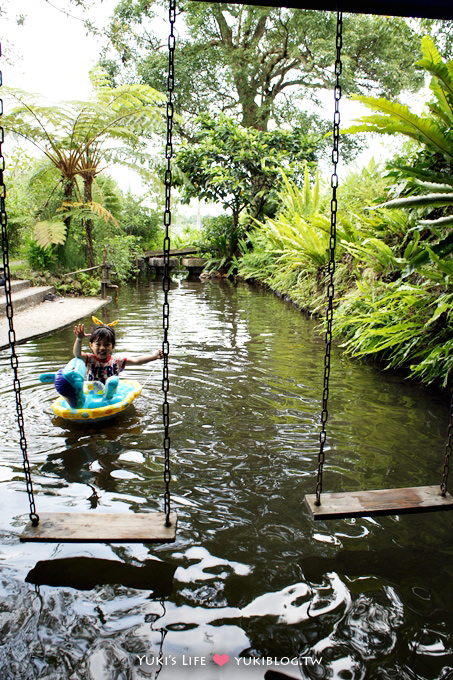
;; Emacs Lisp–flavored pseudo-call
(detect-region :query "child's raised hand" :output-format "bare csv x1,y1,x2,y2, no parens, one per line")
74,323,86,339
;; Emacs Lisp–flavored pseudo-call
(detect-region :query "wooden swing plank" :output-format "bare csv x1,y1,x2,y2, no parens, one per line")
20,512,177,543
305,486,453,520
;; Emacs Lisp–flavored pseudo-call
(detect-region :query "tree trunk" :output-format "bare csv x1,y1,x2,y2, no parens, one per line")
83,175,95,268
62,179,74,238
237,82,269,131
56,179,74,265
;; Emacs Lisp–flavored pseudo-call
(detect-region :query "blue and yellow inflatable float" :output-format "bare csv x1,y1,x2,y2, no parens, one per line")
39,358,142,423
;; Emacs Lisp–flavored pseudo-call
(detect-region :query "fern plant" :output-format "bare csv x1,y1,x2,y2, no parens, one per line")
2,79,163,266
33,220,66,250
344,36,453,238
335,281,453,386
258,169,333,269
59,201,119,228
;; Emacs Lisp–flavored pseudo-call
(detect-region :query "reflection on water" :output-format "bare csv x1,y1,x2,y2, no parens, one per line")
26,556,176,595
0,277,452,679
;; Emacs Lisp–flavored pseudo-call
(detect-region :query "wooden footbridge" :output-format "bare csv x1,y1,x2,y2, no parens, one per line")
141,247,207,277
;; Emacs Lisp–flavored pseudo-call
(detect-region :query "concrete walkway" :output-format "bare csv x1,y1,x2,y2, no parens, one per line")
0,296,110,351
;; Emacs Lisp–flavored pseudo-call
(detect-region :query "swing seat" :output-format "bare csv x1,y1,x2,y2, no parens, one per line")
20,511,177,543
305,485,453,520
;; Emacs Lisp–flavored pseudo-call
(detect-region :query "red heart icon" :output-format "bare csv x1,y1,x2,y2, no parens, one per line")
213,654,229,667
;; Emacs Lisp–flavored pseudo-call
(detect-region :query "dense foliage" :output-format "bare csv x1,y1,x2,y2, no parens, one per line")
236,158,453,387
234,35,453,388
233,38,453,386
2,78,164,267
4,149,163,289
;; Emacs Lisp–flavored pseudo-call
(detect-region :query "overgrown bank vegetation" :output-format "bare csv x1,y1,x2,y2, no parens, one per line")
234,36,453,389
235,161,453,388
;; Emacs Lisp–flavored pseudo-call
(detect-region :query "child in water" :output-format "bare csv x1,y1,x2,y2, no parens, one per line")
73,317,163,383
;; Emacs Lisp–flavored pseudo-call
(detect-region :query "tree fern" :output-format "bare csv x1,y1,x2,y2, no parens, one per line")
59,201,119,227
2,79,163,265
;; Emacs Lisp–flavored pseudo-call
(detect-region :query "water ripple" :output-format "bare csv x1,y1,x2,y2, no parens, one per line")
0,279,451,678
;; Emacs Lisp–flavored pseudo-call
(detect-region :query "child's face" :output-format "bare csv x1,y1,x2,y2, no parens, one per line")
89,336,114,360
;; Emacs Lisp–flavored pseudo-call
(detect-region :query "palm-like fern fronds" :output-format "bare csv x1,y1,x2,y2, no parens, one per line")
375,193,453,210
59,201,119,227
345,98,453,160
344,36,453,230
2,80,163,263
33,220,67,250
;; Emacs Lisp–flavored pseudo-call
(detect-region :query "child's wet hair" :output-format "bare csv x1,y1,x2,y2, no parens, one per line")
89,325,116,347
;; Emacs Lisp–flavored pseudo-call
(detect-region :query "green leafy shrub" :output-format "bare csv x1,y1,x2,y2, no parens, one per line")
234,154,453,386
120,191,162,249
335,281,453,386
199,214,244,274
237,170,333,287
101,235,143,283
24,237,57,272
233,233,276,282
54,271,101,297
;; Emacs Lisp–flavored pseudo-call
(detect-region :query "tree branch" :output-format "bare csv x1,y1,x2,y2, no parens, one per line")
211,5,233,47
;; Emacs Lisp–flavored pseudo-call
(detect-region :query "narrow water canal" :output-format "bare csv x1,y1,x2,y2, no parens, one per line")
0,277,452,679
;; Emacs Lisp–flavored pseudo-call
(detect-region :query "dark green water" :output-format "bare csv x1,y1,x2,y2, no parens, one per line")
0,277,452,679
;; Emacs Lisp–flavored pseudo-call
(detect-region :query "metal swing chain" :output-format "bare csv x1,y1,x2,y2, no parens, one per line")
162,0,176,527
315,11,343,506
440,391,453,496
0,44,39,526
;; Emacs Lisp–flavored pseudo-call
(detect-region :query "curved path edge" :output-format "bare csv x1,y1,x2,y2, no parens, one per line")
0,296,110,351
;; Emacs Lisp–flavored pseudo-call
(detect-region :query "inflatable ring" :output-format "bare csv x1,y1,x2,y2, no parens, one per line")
52,379,142,423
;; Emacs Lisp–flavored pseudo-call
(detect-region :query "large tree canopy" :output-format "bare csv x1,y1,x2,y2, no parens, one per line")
102,1,424,131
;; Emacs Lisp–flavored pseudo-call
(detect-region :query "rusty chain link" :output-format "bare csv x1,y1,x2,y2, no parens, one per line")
315,11,342,506
314,12,451,502
440,391,453,495
161,0,176,526
0,44,39,526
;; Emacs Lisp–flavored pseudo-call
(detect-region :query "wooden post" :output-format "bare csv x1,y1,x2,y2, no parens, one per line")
101,247,110,299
